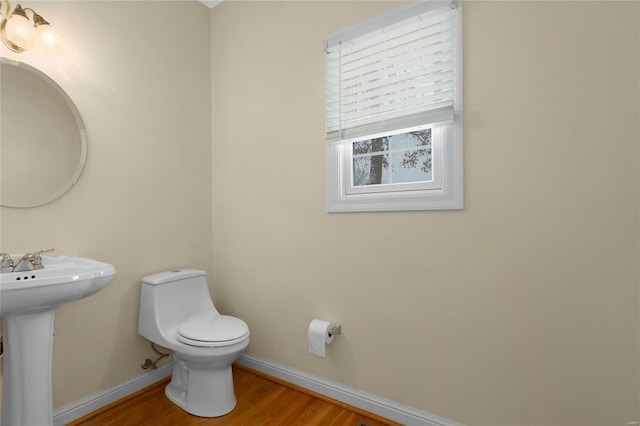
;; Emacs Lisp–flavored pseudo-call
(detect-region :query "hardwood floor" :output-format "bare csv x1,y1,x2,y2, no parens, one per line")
68,365,402,426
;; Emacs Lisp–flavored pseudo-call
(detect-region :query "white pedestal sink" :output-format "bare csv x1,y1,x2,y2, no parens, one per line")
0,255,115,426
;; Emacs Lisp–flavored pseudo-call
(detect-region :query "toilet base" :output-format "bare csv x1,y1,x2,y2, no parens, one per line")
163,344,246,418
165,364,236,417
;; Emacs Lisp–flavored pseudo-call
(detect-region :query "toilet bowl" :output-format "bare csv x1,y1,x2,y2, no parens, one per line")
138,269,249,417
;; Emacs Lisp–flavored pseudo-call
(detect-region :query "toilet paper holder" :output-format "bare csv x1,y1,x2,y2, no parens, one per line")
328,323,341,338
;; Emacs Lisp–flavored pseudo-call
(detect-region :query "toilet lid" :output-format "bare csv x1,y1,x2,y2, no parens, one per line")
177,314,249,347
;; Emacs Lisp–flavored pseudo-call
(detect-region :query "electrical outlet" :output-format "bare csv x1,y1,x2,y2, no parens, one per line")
627,421,639,426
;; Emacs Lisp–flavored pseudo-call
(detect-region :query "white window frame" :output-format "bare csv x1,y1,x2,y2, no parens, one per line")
325,0,463,213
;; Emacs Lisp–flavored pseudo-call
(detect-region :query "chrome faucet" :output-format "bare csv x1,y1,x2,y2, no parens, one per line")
11,248,55,272
13,253,36,272
1,253,14,273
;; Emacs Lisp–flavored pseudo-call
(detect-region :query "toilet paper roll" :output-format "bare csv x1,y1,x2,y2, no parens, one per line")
308,319,336,358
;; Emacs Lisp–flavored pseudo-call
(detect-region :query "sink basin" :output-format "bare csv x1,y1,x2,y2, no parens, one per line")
0,255,115,316
0,255,115,426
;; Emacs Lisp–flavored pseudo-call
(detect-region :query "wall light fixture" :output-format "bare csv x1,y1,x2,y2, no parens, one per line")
0,0,59,53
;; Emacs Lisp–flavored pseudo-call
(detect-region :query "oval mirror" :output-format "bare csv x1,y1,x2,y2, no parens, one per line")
1,58,87,208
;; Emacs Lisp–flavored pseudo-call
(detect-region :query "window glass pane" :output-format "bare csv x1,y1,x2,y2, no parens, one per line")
353,138,388,154
353,154,389,186
390,129,431,150
390,148,432,183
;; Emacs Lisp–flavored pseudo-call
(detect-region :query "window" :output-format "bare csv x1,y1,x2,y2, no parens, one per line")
324,0,463,212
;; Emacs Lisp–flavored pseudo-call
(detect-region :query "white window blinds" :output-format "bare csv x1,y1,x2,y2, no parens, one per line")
325,1,458,143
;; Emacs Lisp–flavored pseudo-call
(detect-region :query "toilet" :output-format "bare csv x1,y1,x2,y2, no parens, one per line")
138,269,249,417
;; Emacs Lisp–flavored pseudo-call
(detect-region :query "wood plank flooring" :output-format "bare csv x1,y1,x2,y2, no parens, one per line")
68,365,401,426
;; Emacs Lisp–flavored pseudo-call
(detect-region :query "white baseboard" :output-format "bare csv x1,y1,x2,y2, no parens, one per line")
52,355,463,426
52,364,173,426
236,354,464,426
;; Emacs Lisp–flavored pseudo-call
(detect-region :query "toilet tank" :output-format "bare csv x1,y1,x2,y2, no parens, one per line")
138,269,217,344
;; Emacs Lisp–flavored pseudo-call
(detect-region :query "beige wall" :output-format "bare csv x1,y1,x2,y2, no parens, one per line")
211,1,639,425
0,1,638,425
0,0,212,410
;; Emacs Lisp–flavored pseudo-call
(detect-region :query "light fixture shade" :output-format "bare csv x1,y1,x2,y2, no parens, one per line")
3,13,33,51
35,22,60,53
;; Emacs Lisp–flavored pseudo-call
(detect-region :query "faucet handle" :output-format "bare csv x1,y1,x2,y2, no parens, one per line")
0,253,14,272
33,248,55,269
35,248,55,256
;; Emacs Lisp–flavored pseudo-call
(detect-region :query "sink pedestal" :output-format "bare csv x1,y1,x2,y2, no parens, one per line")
2,310,55,426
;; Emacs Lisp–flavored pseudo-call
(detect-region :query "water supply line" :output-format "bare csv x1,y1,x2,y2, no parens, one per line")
141,342,169,370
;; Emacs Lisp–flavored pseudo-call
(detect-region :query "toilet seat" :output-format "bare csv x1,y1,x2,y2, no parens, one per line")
177,314,249,347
